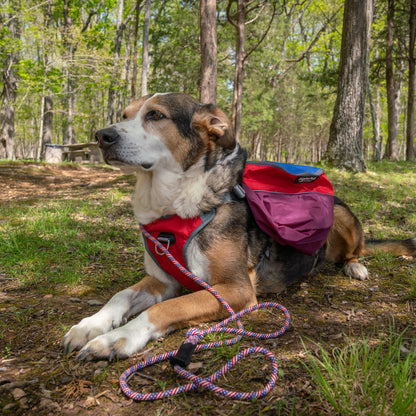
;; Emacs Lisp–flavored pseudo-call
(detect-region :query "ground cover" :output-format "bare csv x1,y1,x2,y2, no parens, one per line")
0,161,415,415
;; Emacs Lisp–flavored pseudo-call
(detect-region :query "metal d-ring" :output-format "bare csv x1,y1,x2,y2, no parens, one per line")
155,240,169,255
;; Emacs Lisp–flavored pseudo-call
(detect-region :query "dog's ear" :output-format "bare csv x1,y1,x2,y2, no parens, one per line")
192,105,235,150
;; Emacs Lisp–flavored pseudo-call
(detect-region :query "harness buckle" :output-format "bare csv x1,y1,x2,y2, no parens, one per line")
232,184,246,199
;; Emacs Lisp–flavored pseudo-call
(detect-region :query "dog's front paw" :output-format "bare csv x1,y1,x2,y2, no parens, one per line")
76,313,158,361
63,315,115,354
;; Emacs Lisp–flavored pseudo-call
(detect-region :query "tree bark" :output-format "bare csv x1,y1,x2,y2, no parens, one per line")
249,131,262,160
325,0,372,172
406,0,416,161
368,82,381,161
141,0,151,97
131,0,142,99
384,0,399,160
107,0,126,124
37,1,54,160
43,95,53,145
0,0,20,160
61,0,76,145
199,0,217,104
229,0,246,143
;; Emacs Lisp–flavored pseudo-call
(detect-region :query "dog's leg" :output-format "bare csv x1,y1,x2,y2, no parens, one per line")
326,202,368,280
63,275,178,354
76,282,257,361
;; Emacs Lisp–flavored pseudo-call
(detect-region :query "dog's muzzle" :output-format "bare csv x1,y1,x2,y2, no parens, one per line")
95,127,120,150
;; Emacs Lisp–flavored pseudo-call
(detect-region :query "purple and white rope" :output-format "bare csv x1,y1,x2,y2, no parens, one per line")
119,225,290,401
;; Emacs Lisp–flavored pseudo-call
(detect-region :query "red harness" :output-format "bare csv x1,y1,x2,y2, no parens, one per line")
141,211,216,291
141,162,333,291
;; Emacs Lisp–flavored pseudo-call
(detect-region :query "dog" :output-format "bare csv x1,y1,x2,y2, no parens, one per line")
63,93,416,360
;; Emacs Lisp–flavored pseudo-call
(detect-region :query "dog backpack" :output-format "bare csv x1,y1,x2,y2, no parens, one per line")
240,161,334,256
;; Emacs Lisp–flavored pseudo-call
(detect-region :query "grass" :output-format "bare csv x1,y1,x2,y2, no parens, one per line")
323,161,416,240
303,325,416,415
0,176,144,294
323,161,416,298
1,160,416,415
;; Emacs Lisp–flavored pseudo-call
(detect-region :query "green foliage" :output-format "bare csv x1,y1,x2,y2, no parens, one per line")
1,0,414,162
149,0,200,96
303,326,416,415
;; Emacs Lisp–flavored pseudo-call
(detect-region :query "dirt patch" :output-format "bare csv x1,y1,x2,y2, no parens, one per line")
0,162,123,203
1,162,415,415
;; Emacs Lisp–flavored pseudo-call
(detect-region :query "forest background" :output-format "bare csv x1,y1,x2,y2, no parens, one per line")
0,0,415,168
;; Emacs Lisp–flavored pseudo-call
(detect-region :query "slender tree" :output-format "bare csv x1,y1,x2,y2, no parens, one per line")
199,0,217,104
61,0,76,145
37,1,54,159
406,0,416,161
107,0,126,124
227,0,276,143
368,82,381,161
61,0,97,144
0,0,21,160
384,0,400,160
131,0,142,99
228,0,245,142
325,0,372,171
141,0,151,96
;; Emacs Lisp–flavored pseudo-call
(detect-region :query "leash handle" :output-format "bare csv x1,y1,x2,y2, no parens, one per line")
119,225,291,401
169,342,197,368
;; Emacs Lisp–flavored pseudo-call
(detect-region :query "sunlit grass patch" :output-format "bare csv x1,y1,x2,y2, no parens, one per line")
324,161,416,240
303,326,416,415
0,183,143,293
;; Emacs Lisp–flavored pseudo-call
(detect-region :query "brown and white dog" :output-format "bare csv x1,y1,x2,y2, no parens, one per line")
63,93,416,360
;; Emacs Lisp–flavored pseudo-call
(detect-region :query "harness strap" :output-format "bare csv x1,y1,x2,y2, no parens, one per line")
141,210,216,291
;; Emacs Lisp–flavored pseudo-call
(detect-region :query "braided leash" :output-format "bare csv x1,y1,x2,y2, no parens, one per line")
119,225,290,401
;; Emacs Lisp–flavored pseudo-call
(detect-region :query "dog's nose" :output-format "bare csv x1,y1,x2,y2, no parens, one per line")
95,127,120,149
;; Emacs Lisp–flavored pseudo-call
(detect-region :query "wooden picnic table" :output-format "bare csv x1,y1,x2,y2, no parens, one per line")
44,142,103,164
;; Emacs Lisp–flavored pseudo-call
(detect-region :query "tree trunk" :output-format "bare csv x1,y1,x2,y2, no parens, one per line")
107,0,125,125
231,0,245,143
131,0,142,99
141,0,151,97
37,2,54,160
37,87,53,160
368,82,381,161
0,0,20,160
61,0,76,145
385,0,399,160
199,0,217,104
406,0,416,161
43,95,53,144
325,0,372,172
249,131,262,160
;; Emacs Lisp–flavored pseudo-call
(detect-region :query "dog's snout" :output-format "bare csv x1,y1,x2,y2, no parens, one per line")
95,127,120,149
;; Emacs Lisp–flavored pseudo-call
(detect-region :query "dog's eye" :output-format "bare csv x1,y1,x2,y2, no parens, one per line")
146,110,166,121
121,113,127,120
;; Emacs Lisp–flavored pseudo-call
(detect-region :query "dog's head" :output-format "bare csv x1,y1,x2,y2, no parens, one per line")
96,93,235,172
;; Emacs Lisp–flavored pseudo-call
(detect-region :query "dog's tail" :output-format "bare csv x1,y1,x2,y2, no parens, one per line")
363,238,416,257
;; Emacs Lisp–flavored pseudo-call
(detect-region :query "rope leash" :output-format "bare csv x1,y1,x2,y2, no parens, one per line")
119,225,290,401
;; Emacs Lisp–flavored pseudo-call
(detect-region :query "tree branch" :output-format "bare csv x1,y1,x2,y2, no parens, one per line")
245,2,278,61
272,4,343,81
0,0,51,31
226,0,238,28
